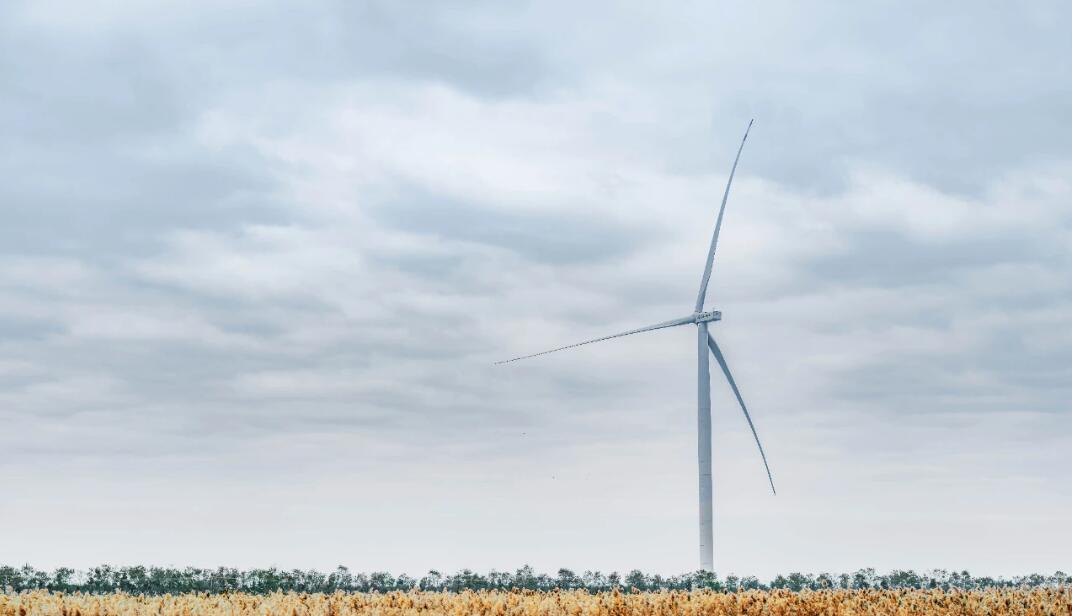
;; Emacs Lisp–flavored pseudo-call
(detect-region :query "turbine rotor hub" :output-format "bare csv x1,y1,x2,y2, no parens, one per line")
694,310,721,323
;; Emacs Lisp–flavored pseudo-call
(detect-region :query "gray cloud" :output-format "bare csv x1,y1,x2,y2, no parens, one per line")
0,0,1069,578
371,187,650,265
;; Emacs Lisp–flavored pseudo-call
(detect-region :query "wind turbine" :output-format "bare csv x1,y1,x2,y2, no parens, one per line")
496,120,774,572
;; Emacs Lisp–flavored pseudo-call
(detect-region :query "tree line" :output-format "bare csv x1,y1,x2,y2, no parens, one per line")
1,565,1067,595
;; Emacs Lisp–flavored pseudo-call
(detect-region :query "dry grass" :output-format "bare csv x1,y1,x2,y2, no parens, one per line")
3,588,1070,616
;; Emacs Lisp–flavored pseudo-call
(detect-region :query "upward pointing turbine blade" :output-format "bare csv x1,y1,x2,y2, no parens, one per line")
495,315,694,364
695,119,753,313
707,332,776,495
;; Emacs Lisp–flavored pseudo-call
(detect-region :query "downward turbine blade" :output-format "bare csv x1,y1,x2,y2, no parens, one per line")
707,332,776,495
694,119,753,313
495,315,693,365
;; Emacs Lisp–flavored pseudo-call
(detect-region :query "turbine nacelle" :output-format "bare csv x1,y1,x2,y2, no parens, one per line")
693,310,721,324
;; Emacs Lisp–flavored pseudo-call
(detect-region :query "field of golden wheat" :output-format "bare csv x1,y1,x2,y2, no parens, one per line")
3,588,1071,616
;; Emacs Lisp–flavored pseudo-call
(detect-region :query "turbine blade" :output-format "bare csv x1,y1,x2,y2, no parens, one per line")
707,332,776,495
495,315,693,365
694,119,753,313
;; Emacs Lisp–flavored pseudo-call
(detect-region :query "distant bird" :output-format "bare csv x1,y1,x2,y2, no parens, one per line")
497,120,774,572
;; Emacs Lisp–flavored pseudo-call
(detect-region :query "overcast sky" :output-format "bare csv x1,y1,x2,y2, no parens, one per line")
2,1,1070,578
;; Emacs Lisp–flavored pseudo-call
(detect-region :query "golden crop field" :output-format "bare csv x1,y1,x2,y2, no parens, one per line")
3,589,1071,616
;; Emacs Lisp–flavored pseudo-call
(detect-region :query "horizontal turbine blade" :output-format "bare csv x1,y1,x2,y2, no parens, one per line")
496,315,694,365
695,119,753,313
707,332,776,495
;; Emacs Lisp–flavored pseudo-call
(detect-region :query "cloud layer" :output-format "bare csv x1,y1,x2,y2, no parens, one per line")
1,0,1069,576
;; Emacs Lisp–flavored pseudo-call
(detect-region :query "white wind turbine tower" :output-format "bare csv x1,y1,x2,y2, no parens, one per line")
497,120,774,572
